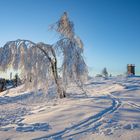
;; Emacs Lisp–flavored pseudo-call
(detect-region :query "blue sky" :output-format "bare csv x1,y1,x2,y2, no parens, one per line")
0,0,140,76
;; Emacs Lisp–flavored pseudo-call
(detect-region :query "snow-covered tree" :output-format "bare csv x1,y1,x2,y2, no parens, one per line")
50,12,88,90
14,73,21,87
0,40,66,98
102,67,108,78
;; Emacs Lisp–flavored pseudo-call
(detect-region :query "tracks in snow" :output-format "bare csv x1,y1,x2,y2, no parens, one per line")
34,95,121,140
127,102,140,111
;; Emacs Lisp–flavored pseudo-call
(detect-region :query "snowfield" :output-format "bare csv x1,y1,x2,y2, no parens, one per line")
0,76,140,140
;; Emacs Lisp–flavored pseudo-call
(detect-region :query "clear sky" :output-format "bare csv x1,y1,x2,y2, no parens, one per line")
0,0,140,76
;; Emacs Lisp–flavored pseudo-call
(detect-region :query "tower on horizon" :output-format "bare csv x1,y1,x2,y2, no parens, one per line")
127,64,135,75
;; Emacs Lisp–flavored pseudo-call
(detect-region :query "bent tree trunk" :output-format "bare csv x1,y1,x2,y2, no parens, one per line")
36,44,66,98
52,54,66,98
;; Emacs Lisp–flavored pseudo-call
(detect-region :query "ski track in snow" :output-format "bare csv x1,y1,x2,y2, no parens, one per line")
34,78,140,140
127,102,140,110
33,94,121,140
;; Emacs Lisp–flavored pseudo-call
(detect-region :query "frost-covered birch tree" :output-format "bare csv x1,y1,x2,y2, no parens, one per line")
50,12,88,90
0,40,66,97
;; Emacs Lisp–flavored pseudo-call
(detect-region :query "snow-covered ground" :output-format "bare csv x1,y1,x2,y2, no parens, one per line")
0,76,140,140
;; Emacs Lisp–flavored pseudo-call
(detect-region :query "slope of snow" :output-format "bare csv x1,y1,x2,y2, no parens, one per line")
0,76,140,140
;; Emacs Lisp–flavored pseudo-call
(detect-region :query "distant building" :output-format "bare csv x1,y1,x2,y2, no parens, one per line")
127,64,135,75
